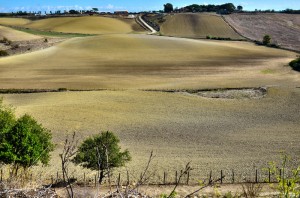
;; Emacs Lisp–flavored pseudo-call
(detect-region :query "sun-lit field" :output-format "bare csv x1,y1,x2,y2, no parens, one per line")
0,14,300,185
0,17,31,26
0,25,41,41
0,34,297,89
224,13,300,51
160,13,243,39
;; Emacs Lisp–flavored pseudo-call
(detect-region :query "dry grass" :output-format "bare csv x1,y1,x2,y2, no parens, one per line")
0,17,31,26
21,16,141,34
0,25,41,41
0,34,297,90
1,86,300,183
160,13,243,39
224,13,300,51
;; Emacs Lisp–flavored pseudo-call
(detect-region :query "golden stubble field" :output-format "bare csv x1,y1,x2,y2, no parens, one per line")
160,13,243,39
0,16,299,184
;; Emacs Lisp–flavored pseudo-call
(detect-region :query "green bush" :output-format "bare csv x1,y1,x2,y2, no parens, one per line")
263,35,271,45
289,57,300,71
0,99,54,176
0,50,8,57
73,131,131,184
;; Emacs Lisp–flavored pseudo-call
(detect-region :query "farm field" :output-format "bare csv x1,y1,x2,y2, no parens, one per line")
0,25,41,41
0,14,300,186
160,13,243,39
0,16,145,34
0,34,297,89
224,13,300,51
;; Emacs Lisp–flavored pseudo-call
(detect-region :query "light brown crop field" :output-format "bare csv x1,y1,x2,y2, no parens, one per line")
23,16,142,34
0,17,31,26
0,25,41,41
224,13,300,51
0,15,299,184
0,34,297,90
160,13,243,39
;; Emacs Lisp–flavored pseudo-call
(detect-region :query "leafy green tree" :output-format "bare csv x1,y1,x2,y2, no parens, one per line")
263,34,271,45
73,131,131,184
237,5,243,11
0,100,54,176
164,3,174,13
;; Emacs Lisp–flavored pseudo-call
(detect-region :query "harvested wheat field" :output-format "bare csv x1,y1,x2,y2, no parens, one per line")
0,28,299,183
0,34,297,89
0,25,41,41
160,13,243,39
21,16,142,34
0,17,31,26
224,13,300,51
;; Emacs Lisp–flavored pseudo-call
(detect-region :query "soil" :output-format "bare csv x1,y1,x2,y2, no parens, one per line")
0,37,67,56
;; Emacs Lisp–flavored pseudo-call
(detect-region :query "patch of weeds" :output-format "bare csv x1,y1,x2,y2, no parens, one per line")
58,88,68,92
261,69,275,74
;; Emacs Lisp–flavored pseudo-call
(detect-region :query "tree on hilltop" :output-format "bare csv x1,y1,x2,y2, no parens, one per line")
164,3,174,13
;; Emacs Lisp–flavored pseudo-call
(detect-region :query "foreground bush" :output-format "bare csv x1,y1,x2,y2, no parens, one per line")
73,131,131,184
0,50,8,57
0,99,54,176
289,57,300,71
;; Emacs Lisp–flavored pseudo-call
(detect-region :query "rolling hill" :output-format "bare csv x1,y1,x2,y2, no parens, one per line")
0,34,296,90
224,13,300,51
160,13,243,39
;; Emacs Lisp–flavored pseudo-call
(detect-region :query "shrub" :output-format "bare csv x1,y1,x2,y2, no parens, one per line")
0,50,8,57
73,131,131,184
0,99,54,176
289,57,300,71
263,35,271,45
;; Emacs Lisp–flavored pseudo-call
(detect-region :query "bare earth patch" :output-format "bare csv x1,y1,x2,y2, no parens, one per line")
182,87,267,99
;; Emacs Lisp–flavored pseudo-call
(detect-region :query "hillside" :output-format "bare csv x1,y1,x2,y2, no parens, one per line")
224,13,300,51
160,13,243,39
0,16,144,34
0,25,41,41
0,34,296,90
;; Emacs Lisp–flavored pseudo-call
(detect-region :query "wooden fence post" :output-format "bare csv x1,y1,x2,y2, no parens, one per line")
126,170,129,186
118,173,121,188
56,171,59,183
163,172,166,185
209,171,212,184
268,168,271,183
95,174,97,187
175,171,178,184
1,169,2,182
187,171,190,185
232,169,234,183
255,169,258,183
221,170,223,184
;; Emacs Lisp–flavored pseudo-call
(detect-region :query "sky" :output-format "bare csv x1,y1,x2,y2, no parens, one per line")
0,0,299,13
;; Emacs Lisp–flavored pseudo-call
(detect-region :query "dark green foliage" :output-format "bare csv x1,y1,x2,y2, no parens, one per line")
237,5,243,11
263,35,271,45
164,3,174,13
184,3,236,13
289,57,300,71
73,131,131,183
0,50,8,57
0,100,54,175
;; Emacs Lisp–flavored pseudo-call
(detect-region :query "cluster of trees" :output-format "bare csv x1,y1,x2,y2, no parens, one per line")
0,100,131,184
183,3,237,13
163,3,239,13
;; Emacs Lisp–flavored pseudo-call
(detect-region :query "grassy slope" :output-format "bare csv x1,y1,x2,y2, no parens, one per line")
224,13,300,52
160,13,243,39
0,25,41,41
0,34,297,90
